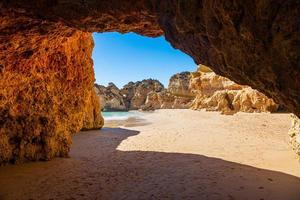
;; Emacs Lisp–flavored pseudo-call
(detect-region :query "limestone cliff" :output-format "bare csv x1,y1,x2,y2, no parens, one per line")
190,66,279,114
94,74,195,111
96,68,278,114
168,72,193,97
143,90,192,110
94,83,127,111
142,72,195,110
121,79,164,110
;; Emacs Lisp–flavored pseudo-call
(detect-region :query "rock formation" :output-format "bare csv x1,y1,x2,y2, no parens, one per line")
143,90,193,110
0,14,103,164
121,79,164,109
94,83,127,111
2,1,299,116
168,72,193,97
94,74,195,111
288,115,300,156
142,72,195,110
1,1,300,162
81,90,104,130
190,66,279,114
95,68,278,114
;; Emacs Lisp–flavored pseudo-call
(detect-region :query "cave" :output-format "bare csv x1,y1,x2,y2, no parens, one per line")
1,1,300,199
1,0,300,165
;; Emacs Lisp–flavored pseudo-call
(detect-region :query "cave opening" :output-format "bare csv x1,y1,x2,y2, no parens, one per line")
92,32,197,88
91,31,198,113
1,1,300,198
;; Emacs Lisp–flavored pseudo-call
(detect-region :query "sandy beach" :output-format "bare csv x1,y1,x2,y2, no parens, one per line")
0,110,299,200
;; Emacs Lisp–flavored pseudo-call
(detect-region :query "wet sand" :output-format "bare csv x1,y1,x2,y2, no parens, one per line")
0,109,300,200
103,115,151,128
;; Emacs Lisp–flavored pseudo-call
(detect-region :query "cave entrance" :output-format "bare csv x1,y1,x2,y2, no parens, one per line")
84,32,298,200
92,32,197,112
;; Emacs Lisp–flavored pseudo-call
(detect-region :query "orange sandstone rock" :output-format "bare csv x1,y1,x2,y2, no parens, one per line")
0,12,103,164
1,0,300,162
2,1,299,116
81,90,104,131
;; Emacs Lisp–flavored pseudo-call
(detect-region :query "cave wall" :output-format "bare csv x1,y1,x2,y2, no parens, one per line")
1,0,300,163
2,0,299,116
0,10,103,164
81,89,104,131
158,0,300,117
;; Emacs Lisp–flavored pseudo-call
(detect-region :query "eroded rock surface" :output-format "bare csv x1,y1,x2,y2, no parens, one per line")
81,90,104,131
142,72,195,110
191,66,279,114
94,83,127,111
0,11,103,164
2,0,299,116
288,115,300,156
168,72,193,97
121,79,164,110
1,1,300,162
143,90,192,110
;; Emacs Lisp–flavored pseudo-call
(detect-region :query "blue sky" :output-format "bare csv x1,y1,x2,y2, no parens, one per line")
92,32,197,88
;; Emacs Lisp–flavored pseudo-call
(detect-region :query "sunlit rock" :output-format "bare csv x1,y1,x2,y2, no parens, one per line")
121,79,164,109
288,115,300,156
94,83,127,111
190,66,279,114
0,18,102,164
168,72,193,97
1,0,300,163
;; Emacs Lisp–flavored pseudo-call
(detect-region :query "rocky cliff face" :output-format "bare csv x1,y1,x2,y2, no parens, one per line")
142,72,195,110
168,72,193,97
95,74,195,111
143,90,193,110
81,90,104,131
96,68,278,114
94,83,127,111
0,27,103,164
190,66,279,114
121,79,164,110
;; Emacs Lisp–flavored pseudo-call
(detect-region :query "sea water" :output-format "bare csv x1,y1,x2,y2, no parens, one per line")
102,111,140,120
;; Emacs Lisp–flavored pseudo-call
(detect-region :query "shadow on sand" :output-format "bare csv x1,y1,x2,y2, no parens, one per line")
0,127,300,200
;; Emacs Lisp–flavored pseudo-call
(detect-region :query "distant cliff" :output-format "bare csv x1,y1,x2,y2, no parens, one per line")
95,66,278,114
94,83,127,111
121,79,165,110
95,75,194,111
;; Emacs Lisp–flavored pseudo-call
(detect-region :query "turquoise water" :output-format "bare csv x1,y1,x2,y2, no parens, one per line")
102,111,139,120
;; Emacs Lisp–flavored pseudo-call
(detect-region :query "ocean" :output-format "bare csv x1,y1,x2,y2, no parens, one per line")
102,111,141,120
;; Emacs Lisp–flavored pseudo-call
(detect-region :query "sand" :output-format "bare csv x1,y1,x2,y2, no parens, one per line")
0,109,299,200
